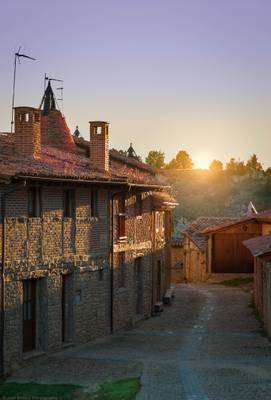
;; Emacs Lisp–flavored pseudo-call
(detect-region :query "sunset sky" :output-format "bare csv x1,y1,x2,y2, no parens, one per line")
1,0,271,168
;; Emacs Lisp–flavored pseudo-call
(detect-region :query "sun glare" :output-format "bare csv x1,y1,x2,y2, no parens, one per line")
194,152,213,170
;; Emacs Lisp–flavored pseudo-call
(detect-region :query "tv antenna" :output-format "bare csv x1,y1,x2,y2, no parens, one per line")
57,86,64,113
11,47,36,133
42,74,64,112
44,73,63,90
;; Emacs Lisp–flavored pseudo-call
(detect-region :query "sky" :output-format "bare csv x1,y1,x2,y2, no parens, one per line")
1,0,271,169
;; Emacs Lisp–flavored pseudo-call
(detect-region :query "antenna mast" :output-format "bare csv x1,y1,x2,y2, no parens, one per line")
57,86,64,114
11,48,36,133
41,75,64,113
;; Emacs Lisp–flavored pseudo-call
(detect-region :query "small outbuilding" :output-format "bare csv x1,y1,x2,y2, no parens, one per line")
202,210,271,274
183,217,235,282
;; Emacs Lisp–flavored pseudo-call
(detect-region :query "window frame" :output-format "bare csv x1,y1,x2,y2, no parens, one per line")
63,189,76,218
90,190,99,218
117,195,127,241
135,193,143,217
27,187,42,218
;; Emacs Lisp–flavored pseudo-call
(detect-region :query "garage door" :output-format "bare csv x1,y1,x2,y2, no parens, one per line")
213,233,256,273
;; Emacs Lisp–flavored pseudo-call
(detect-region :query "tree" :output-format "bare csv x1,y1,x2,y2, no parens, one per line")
225,158,237,174
246,154,263,172
145,150,165,169
225,158,248,175
209,160,223,172
166,150,194,169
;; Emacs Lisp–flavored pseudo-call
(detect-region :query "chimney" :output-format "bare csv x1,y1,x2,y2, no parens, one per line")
89,121,109,172
14,107,41,159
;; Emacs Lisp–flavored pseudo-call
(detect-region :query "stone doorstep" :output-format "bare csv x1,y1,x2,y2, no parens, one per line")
22,350,46,361
61,342,75,350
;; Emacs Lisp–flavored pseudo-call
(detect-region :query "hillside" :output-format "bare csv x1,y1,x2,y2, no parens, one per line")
161,169,271,237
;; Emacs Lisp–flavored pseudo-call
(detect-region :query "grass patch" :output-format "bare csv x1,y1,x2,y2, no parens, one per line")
100,378,141,400
0,382,82,399
220,277,253,287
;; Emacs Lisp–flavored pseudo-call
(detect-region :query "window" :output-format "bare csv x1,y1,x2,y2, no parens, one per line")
91,190,99,217
19,113,30,123
63,189,75,218
155,212,164,233
118,252,125,288
155,212,159,232
28,187,41,217
117,196,126,240
135,194,142,216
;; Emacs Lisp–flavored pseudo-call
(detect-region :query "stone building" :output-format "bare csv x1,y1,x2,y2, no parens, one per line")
0,82,176,374
202,211,271,274
182,212,271,282
183,217,234,282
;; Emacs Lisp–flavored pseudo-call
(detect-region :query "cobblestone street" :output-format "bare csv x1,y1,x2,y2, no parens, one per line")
9,283,271,399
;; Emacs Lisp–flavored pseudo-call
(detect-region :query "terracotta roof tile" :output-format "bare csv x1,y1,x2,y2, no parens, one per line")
243,234,271,257
0,131,165,187
202,210,271,234
183,217,236,251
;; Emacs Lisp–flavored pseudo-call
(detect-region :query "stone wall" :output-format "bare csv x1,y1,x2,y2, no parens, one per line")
1,184,110,374
171,244,185,283
0,183,170,374
184,237,208,282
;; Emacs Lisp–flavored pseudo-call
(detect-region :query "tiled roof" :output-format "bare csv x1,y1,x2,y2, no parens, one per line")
243,234,271,257
183,217,236,251
74,136,156,174
152,191,178,210
202,210,271,234
0,131,165,187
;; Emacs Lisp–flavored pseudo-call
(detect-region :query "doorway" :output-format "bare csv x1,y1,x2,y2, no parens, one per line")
135,257,143,315
62,274,73,343
156,260,162,302
23,279,36,352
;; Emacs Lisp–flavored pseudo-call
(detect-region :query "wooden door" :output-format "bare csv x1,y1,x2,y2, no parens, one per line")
213,233,256,273
23,280,36,352
135,258,143,314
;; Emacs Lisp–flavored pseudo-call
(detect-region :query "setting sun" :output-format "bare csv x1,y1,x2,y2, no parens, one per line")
193,151,214,170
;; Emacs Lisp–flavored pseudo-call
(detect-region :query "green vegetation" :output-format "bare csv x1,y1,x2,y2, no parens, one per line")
0,378,141,400
161,169,271,236
145,150,165,169
166,150,194,170
209,159,223,172
0,382,82,398
100,378,141,400
220,277,253,287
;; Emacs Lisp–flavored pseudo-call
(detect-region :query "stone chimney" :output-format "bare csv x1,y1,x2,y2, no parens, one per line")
89,121,109,172
14,107,41,159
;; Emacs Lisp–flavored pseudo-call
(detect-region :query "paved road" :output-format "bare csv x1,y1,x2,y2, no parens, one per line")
10,284,271,399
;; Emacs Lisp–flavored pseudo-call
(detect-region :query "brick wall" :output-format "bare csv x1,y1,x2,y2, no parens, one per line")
14,107,41,159
89,122,109,172
0,183,171,374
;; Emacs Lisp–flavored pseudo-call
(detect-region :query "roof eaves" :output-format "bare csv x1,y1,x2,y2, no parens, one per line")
183,231,206,251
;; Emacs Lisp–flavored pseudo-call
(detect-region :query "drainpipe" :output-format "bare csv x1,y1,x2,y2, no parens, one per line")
0,180,26,376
